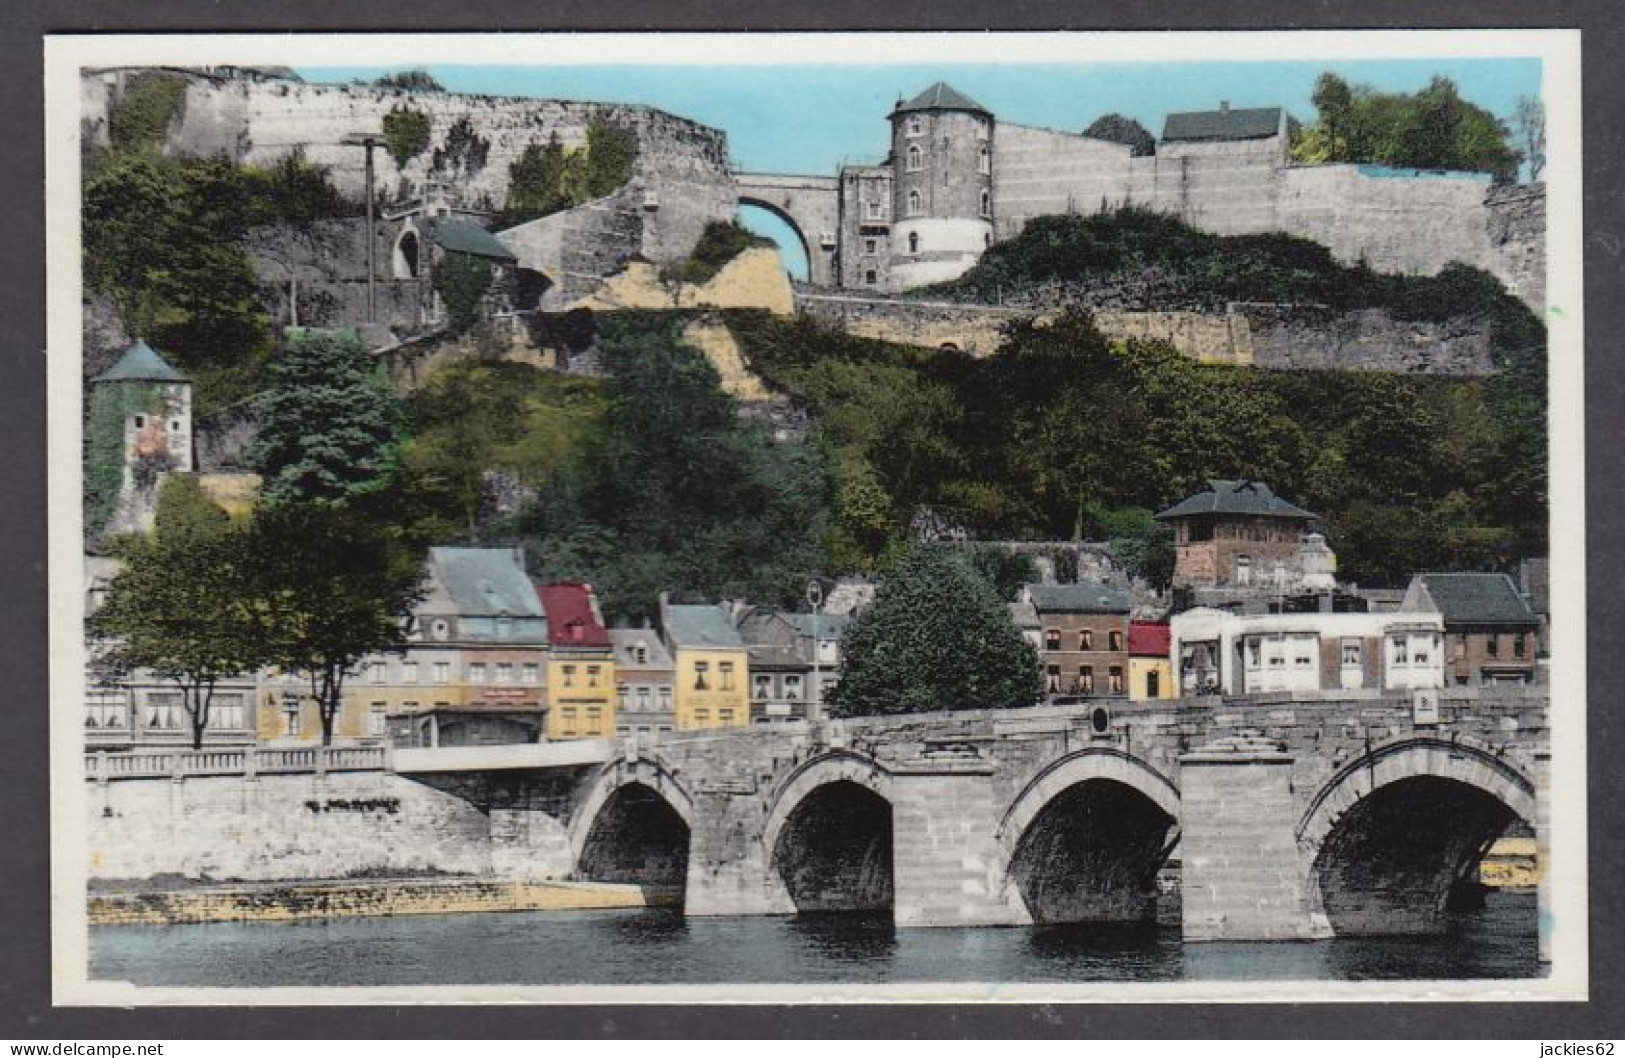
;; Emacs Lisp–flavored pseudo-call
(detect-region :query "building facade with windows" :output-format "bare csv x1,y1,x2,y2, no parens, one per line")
610,628,675,737
736,609,851,724
660,600,751,731
1022,582,1132,699
1170,607,1446,697
1399,573,1542,686
1127,620,1175,702
538,582,616,740
1156,480,1320,590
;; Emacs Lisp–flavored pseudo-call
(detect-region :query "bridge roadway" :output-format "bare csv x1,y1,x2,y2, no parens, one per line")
394,688,1549,945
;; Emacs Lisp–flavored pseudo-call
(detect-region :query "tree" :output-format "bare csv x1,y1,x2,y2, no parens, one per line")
249,328,403,507
1512,95,1545,181
1083,113,1156,156
88,478,266,749
965,545,1040,602
246,504,427,746
502,133,574,225
382,104,432,169
242,150,350,328
374,69,445,92
827,543,1042,717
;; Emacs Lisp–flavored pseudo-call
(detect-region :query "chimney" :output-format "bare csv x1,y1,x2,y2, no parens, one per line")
1219,100,1230,112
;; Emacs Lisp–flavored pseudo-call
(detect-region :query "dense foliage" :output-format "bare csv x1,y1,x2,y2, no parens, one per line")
373,69,445,92
1291,73,1520,182
382,104,432,169
249,329,404,507
661,220,775,285
727,306,1545,588
432,250,495,335
1083,113,1156,156
106,72,188,152
432,116,491,178
827,543,1043,717
498,122,638,228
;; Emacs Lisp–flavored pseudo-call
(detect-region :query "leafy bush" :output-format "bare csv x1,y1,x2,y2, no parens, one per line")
374,69,444,92
498,121,638,228
661,221,775,285
382,104,432,168
107,73,188,152
432,251,494,335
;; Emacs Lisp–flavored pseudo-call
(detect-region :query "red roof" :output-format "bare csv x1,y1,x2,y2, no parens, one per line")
536,582,611,648
1128,620,1170,657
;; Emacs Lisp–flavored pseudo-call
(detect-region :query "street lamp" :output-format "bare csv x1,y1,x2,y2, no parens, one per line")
806,578,824,726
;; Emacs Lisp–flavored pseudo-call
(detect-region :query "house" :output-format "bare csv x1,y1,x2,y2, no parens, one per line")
1155,480,1320,590
1023,582,1131,698
538,582,615,740
1127,620,1174,702
1399,573,1541,686
373,547,547,748
609,628,675,737
1170,607,1446,696
736,609,852,724
660,599,751,731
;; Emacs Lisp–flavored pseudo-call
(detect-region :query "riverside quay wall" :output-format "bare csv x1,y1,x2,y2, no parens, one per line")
86,686,1548,943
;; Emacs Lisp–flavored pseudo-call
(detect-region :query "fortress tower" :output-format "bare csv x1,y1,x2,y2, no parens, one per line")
88,339,193,536
887,82,995,289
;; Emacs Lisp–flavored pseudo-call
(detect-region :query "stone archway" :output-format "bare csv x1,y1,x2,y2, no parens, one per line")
569,758,694,895
737,196,814,279
1297,736,1537,935
762,752,895,913
996,748,1181,924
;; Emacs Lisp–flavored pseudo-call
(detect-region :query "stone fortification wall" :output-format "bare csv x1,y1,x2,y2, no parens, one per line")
1486,183,1547,309
992,124,1135,238
1242,304,1498,375
86,769,491,882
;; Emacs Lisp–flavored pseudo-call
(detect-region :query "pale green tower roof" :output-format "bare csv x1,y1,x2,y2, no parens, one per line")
93,339,187,384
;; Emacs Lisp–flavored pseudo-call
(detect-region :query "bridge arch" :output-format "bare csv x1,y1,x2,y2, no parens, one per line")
996,748,1182,924
569,757,694,893
1297,735,1537,935
737,196,813,279
762,751,895,913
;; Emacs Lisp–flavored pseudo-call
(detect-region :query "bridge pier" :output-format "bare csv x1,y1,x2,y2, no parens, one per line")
1179,736,1324,941
684,786,796,917
890,763,1025,927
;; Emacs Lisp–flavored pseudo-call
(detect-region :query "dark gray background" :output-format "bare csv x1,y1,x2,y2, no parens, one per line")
4,0,1621,1039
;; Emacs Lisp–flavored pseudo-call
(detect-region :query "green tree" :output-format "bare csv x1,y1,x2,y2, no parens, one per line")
249,328,403,507
1083,113,1156,156
965,545,1040,602
107,72,189,153
582,120,638,198
88,478,266,749
502,133,574,225
382,104,432,168
245,503,427,746
373,69,444,92
828,543,1042,717
433,251,495,334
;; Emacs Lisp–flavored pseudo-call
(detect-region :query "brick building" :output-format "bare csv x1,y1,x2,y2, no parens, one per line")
1022,582,1131,699
1156,480,1318,590
1399,573,1541,686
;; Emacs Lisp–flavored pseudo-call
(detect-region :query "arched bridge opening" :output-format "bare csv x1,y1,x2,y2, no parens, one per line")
770,779,894,914
1007,778,1178,924
737,199,811,281
576,782,691,900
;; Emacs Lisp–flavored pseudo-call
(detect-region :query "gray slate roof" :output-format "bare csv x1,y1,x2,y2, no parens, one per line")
1026,582,1131,615
1417,573,1537,626
895,81,991,116
609,628,673,669
663,604,745,649
433,218,517,262
1156,480,1317,522
783,613,852,639
1162,106,1283,143
428,547,544,618
94,340,186,384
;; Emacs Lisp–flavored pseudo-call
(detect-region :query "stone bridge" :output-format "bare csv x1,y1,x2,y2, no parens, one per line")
401,688,1549,944
733,172,840,287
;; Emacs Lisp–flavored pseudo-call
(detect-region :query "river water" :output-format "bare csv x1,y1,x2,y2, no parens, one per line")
90,890,1539,988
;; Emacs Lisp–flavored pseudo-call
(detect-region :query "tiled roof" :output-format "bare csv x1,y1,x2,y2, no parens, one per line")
93,340,186,384
1162,106,1284,143
537,582,610,648
1008,601,1039,629
432,218,517,262
895,81,991,116
1026,582,1131,614
1416,573,1537,626
428,547,544,618
1155,480,1317,521
609,628,673,669
662,603,744,649
1128,620,1171,657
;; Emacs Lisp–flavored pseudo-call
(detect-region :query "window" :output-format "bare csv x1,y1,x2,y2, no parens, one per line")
618,683,630,709
1079,630,1093,650
657,686,672,711
1046,665,1061,693
1078,666,1094,694
561,664,576,688
496,617,513,640
908,231,920,254
1248,640,1262,668
433,662,450,685
694,708,710,727
907,190,922,216
719,708,735,726
755,675,772,700
132,414,146,429
864,237,878,254
468,663,487,684
283,705,300,737
633,642,649,664
213,693,246,730
1392,636,1409,665
1108,666,1124,694
906,144,923,171
559,707,577,737
693,662,709,691
867,200,883,220
1342,639,1362,666
1145,670,1160,698
719,662,735,691
907,116,922,137
865,270,878,285
984,232,992,248
1514,633,1527,658
979,189,990,217
522,663,539,684
1294,652,1312,668
369,661,386,684
1045,629,1061,651
496,663,513,684
1485,634,1499,658
368,703,387,737
587,665,601,688
1109,630,1123,652
1235,555,1252,586
401,661,419,684
978,145,990,174
784,675,801,700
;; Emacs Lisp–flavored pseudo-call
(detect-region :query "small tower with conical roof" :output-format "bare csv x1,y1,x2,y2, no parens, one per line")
888,81,995,289
87,339,193,536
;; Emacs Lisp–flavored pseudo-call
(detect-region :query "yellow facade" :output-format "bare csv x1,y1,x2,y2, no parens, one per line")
1128,657,1175,702
254,683,373,743
673,649,751,731
545,654,617,740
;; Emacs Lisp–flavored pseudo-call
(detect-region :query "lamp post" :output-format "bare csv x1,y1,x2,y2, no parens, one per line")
341,132,385,323
806,578,824,726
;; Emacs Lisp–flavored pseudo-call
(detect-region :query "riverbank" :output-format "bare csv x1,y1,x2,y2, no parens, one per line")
88,875,681,925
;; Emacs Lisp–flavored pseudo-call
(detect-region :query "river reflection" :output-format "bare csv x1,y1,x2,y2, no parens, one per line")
90,890,1539,988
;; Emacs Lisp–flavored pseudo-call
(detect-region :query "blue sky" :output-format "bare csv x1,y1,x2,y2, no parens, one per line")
300,58,1542,279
